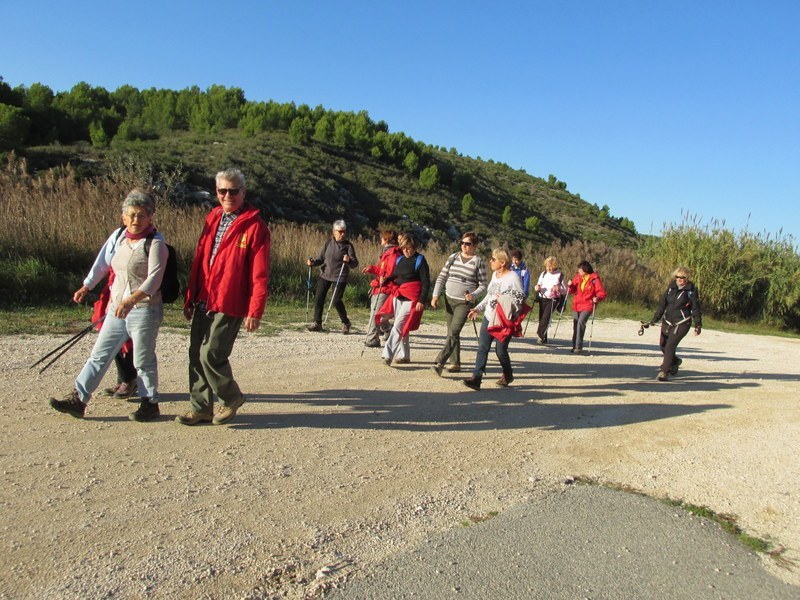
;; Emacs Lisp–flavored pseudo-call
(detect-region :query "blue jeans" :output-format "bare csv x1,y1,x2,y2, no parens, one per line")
75,302,163,402
471,318,512,380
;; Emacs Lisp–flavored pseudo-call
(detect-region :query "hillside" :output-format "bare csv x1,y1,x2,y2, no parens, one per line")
21,130,638,250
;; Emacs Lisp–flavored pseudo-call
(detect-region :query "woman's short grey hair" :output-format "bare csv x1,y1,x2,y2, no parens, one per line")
333,219,347,232
215,168,246,188
121,189,155,216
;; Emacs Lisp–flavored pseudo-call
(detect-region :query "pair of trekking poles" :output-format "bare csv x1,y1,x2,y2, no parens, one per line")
30,315,106,374
521,290,598,351
305,261,348,329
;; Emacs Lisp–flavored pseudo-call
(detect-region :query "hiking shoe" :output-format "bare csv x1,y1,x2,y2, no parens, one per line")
341,322,351,334
129,399,160,422
175,411,213,425
446,364,461,373
657,371,669,382
431,363,444,377
114,380,138,400
571,348,583,354
213,396,246,425
365,339,381,348
307,322,322,332
495,374,514,387
104,382,122,396
669,358,683,376
382,357,393,367
49,390,86,419
395,357,410,364
463,377,481,391
539,337,548,345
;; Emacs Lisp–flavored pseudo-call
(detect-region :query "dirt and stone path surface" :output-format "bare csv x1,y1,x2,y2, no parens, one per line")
1,319,798,598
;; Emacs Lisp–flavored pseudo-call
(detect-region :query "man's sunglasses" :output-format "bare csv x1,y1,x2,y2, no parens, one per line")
217,188,241,196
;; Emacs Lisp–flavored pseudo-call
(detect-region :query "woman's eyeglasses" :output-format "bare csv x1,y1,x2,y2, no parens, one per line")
675,276,687,280
217,188,241,196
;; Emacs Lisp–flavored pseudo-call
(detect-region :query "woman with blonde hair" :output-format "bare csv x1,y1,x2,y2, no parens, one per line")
533,256,566,344
650,267,702,381
464,248,528,390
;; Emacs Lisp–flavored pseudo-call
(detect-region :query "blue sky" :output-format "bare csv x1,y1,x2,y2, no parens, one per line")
3,1,798,243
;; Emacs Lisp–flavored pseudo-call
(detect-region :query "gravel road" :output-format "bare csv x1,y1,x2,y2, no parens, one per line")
1,318,798,598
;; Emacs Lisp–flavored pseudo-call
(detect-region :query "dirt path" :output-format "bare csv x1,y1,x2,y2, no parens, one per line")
1,319,798,598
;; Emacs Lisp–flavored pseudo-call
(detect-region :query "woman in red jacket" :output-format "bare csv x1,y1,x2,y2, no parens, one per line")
567,260,607,353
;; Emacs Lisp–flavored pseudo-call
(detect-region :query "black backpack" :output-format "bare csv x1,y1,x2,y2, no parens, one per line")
145,235,180,303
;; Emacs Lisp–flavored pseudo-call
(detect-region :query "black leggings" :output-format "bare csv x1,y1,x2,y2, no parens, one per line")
313,278,350,325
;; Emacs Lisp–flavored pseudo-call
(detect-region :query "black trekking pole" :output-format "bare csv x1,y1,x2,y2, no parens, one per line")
31,315,106,373
522,298,536,337
305,263,313,324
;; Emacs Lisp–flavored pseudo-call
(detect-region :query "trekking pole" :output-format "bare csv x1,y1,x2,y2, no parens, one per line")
30,316,105,370
305,263,313,324
323,262,348,327
522,299,535,336
587,302,597,353
360,291,382,358
551,289,570,340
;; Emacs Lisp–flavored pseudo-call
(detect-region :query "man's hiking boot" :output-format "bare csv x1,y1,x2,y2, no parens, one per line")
49,390,86,419
130,399,160,422
307,322,322,332
464,377,481,391
213,396,246,425
175,411,213,425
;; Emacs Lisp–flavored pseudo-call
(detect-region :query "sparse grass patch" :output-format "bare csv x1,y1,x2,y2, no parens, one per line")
572,476,794,565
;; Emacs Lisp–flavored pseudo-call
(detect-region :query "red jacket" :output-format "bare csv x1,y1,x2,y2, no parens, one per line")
185,203,271,319
568,272,607,312
364,245,402,295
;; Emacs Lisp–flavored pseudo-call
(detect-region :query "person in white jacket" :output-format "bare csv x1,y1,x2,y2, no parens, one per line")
533,256,567,344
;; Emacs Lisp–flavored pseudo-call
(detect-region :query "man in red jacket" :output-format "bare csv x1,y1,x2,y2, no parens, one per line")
176,168,271,426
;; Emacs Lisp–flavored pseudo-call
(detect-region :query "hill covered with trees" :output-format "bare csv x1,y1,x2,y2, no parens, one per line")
0,77,638,250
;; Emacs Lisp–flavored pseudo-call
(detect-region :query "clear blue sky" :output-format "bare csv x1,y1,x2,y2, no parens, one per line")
3,1,798,243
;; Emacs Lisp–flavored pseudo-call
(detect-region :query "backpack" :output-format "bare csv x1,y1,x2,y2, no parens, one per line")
396,253,424,271
145,235,180,303
113,227,180,303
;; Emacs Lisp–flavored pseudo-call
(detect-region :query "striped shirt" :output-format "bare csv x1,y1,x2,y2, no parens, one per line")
432,252,488,301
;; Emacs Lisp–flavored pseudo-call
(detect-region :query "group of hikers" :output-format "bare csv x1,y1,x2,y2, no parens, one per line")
48,168,702,425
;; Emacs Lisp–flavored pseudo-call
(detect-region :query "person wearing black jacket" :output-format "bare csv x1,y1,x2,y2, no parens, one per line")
307,220,359,333
651,267,702,381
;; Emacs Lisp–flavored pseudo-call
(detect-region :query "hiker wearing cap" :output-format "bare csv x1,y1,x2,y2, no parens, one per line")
49,189,167,422
650,267,702,382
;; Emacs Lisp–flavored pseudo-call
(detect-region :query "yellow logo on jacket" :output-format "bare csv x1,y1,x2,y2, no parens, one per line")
238,233,248,249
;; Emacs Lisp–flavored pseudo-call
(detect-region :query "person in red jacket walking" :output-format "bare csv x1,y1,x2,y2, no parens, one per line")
361,229,400,347
176,168,271,426
567,260,606,353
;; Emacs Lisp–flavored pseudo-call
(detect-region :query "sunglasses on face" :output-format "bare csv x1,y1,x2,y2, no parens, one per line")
675,276,687,280
461,241,474,246
217,188,241,196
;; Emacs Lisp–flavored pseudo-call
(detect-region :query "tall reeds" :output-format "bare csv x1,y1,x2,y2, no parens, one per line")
2,156,798,330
